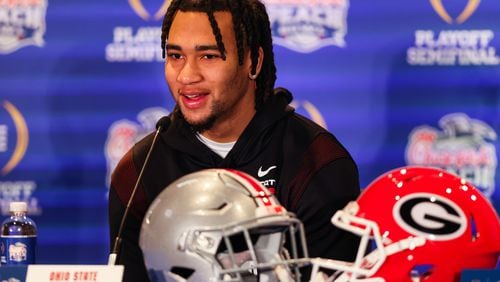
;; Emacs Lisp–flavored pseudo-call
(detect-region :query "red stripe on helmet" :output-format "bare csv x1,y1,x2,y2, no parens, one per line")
227,169,272,206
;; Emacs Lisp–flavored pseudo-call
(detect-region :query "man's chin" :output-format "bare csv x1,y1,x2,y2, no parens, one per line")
181,113,216,133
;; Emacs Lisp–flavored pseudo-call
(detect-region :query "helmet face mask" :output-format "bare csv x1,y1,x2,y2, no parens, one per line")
310,202,426,282
182,215,304,281
310,166,500,282
140,169,309,282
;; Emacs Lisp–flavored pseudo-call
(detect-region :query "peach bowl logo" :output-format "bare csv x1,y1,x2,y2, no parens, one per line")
263,0,349,53
405,113,497,198
0,0,47,54
429,0,480,24
128,0,171,21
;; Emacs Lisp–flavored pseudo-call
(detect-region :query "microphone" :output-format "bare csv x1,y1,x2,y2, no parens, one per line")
108,115,171,265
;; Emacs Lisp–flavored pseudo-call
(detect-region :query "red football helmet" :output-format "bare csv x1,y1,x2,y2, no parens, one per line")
310,166,500,282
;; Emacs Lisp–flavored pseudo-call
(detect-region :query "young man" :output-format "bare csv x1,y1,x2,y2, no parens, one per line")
109,0,360,281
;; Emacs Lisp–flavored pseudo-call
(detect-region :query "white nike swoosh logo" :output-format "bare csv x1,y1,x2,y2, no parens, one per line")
258,165,277,177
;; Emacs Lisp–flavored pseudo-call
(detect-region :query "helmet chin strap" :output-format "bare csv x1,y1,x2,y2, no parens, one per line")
359,235,426,271
384,236,426,256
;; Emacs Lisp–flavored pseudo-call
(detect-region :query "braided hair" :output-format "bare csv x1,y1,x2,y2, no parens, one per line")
161,0,277,110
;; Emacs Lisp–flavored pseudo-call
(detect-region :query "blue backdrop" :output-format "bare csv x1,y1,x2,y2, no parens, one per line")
1,0,499,264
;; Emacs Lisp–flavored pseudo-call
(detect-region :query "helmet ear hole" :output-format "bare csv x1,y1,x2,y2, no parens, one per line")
170,266,195,279
410,264,434,279
216,232,261,254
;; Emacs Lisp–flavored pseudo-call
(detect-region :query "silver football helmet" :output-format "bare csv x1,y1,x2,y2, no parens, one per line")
140,169,309,282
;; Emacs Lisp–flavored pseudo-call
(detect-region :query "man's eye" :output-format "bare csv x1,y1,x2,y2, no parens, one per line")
203,54,220,60
167,53,182,60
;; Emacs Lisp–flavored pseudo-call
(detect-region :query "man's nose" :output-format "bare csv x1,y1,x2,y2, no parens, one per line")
177,59,202,84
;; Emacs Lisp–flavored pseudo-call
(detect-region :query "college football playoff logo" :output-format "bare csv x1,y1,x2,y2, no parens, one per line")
128,0,171,21
1,101,28,176
290,100,327,129
429,0,480,24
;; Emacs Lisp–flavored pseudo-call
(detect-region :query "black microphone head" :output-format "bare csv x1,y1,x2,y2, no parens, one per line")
156,116,171,132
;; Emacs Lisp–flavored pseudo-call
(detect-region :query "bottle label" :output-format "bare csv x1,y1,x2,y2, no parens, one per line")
0,236,36,265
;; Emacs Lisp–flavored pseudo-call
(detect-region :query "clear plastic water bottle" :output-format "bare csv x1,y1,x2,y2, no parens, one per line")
0,202,37,265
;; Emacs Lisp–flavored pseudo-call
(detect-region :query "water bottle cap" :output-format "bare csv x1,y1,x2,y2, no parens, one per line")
10,202,28,213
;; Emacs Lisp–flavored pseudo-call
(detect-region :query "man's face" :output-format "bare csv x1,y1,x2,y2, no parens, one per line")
165,11,257,138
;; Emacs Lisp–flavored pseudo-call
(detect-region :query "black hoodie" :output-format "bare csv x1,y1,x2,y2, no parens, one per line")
109,88,360,282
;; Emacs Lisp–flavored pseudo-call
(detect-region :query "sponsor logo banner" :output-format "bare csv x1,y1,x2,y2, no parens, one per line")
106,0,349,60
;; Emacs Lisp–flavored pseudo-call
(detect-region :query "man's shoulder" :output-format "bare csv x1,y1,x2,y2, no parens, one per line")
133,131,158,157
278,113,358,210
284,113,339,146
111,131,157,177
281,113,353,167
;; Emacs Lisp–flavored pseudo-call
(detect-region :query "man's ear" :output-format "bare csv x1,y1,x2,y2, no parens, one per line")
255,47,264,76
249,47,264,79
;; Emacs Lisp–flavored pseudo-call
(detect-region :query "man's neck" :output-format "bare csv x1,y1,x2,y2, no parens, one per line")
200,108,256,142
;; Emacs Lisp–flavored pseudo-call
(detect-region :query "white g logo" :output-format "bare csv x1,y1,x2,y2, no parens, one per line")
393,193,467,241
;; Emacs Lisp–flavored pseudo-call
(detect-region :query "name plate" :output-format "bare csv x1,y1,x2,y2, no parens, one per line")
25,265,124,282
460,269,500,282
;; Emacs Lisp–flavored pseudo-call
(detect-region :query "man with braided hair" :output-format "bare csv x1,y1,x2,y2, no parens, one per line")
109,0,361,281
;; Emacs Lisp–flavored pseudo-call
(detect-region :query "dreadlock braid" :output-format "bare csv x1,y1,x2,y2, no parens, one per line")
206,1,227,60
228,0,244,65
160,0,277,109
252,0,277,109
161,0,182,58
244,2,261,76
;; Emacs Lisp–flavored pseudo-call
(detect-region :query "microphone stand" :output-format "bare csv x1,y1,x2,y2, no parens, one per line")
108,116,170,265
